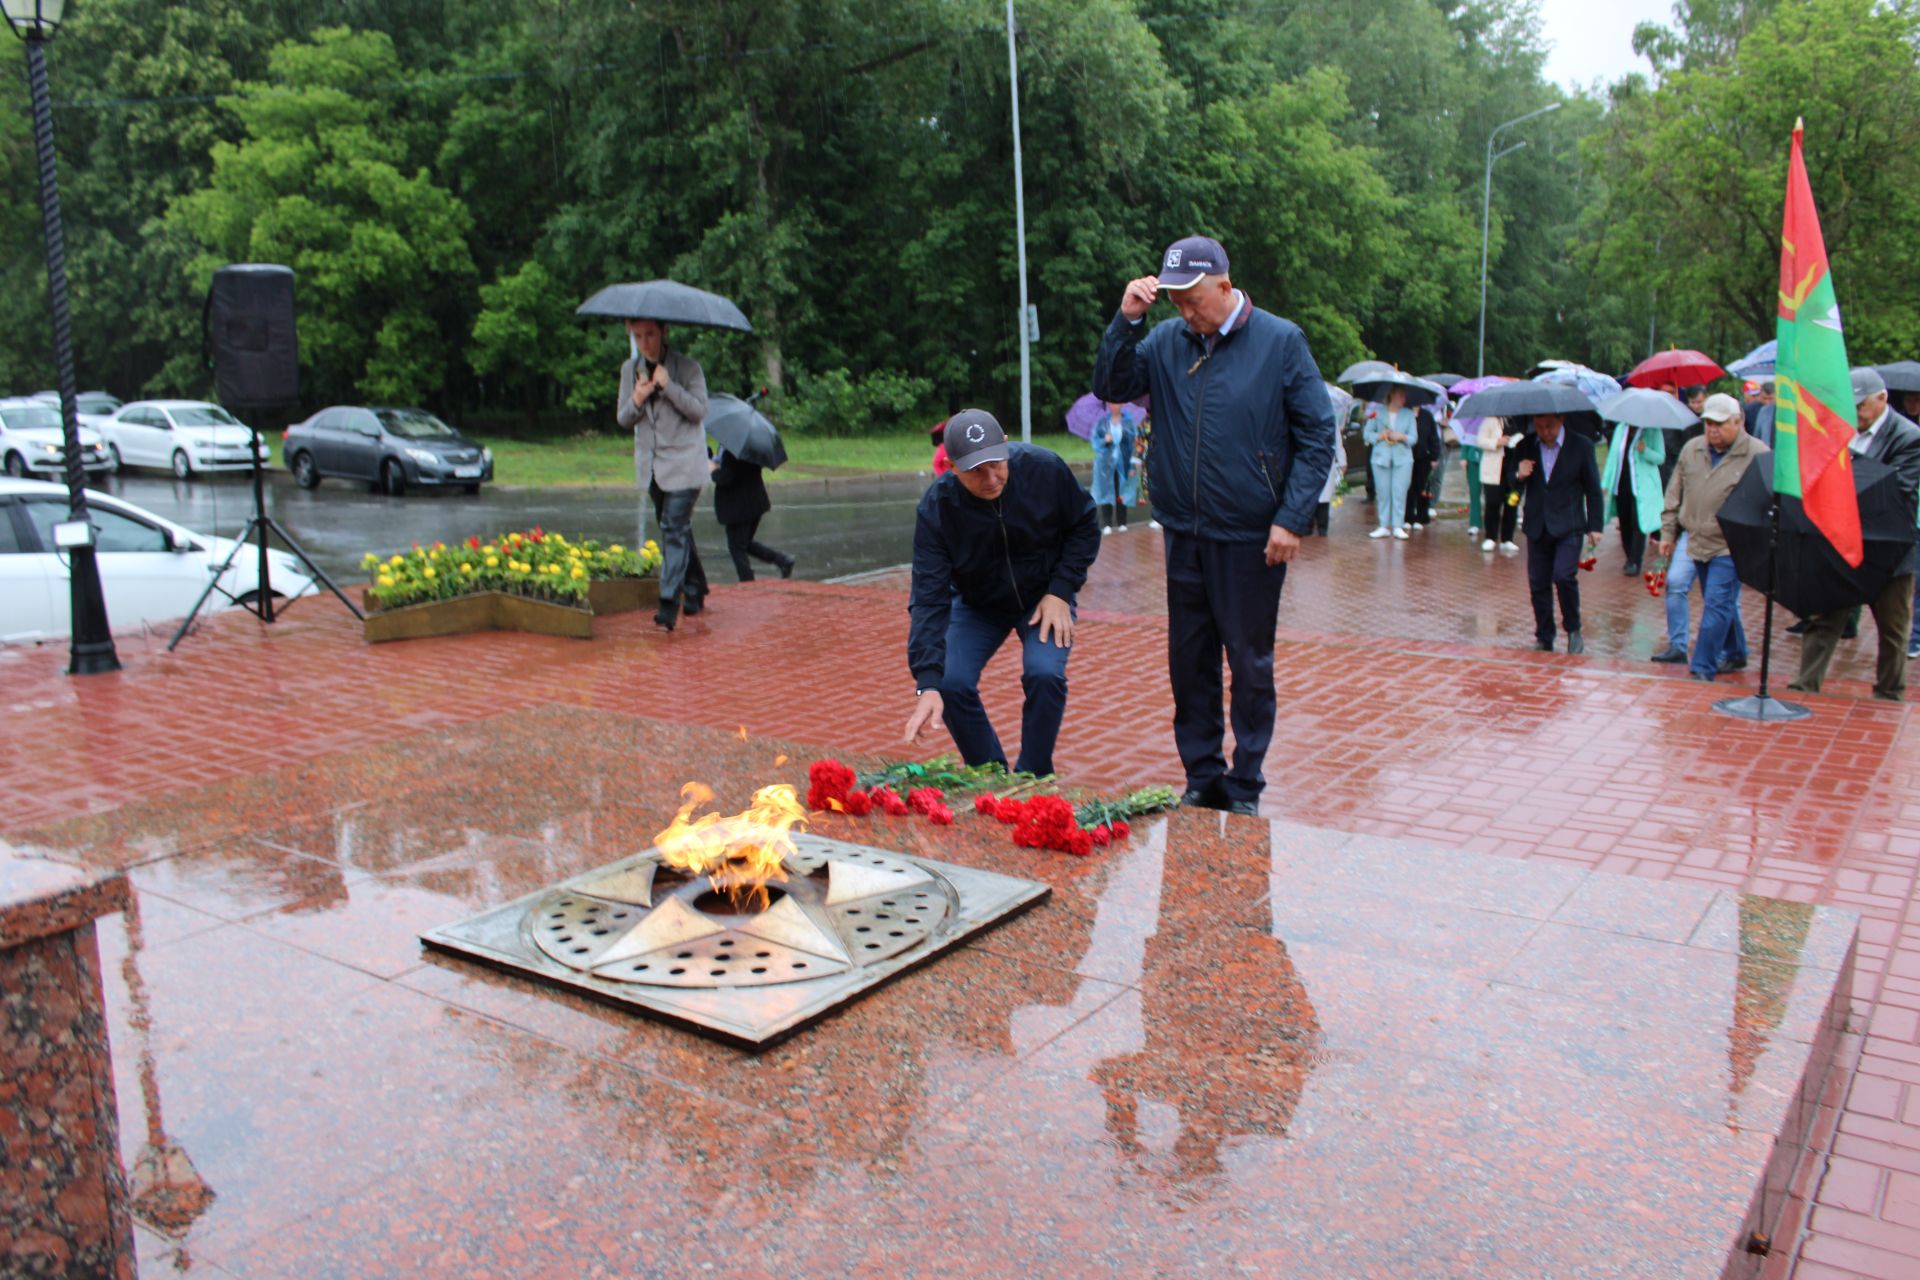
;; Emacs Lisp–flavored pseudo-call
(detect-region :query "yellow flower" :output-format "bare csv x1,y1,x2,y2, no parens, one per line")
423,567,437,579
428,549,440,560
377,574,395,588
610,544,624,554
460,563,474,575
483,544,496,554
570,565,585,579
485,555,499,567
389,554,404,567
360,552,379,568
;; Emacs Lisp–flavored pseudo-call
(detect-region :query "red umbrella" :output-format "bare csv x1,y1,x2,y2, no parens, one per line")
1627,349,1727,388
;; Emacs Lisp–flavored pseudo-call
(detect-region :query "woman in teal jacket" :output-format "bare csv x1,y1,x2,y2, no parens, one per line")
1602,422,1666,573
1363,387,1415,540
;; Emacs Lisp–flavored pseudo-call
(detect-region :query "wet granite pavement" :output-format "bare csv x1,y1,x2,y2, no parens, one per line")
3,492,1919,1278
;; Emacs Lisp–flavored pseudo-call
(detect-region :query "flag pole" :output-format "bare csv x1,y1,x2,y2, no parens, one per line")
1715,494,1811,721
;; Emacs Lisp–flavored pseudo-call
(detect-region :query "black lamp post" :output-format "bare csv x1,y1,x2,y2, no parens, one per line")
5,0,118,674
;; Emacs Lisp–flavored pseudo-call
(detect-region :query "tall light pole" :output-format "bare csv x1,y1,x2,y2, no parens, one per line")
1477,101,1561,378
1005,0,1031,442
5,0,118,674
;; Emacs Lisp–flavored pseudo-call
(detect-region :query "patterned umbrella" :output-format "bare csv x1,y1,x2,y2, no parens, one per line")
1449,374,1517,441
1729,340,1777,379
1324,382,1353,428
1065,393,1148,441
1536,364,1622,403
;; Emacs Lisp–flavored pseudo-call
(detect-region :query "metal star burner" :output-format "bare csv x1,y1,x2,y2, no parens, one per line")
421,833,1048,1049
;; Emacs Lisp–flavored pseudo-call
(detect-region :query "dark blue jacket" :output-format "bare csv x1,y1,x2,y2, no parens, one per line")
1092,294,1336,541
907,444,1099,688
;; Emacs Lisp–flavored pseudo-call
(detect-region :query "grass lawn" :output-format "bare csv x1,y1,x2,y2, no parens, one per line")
265,427,1092,488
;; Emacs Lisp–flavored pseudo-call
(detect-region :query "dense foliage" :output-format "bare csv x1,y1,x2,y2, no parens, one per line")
1,0,1911,438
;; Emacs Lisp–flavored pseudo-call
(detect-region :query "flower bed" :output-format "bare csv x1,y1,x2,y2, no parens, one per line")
361,528,661,643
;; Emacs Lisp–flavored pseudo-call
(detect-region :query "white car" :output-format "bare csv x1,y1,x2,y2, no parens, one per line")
34,390,123,418
0,477,317,644
91,399,268,478
0,397,115,478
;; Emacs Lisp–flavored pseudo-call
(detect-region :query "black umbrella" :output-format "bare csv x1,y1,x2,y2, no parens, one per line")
1351,371,1444,408
705,394,787,469
1422,372,1466,388
1876,361,1920,393
1453,378,1595,420
1716,457,1912,619
576,280,754,333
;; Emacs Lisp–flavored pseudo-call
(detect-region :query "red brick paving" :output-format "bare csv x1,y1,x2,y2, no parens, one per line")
2,503,1918,1277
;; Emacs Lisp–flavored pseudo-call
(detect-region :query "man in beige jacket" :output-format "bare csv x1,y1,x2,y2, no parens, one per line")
1657,393,1768,682
618,318,709,630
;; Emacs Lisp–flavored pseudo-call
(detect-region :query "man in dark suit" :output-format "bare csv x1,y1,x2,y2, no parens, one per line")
1513,412,1603,653
1789,367,1920,700
711,449,794,581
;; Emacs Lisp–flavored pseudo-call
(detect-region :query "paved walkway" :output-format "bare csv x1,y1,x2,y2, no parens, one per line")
2,500,1918,1277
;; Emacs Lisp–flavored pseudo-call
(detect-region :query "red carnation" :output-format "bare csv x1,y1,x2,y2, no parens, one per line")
994,798,1026,824
467,535,481,549
908,787,945,815
1067,830,1094,856
1091,825,1111,846
974,795,998,817
874,788,910,816
844,789,872,816
807,759,856,810
1111,820,1131,840
927,803,955,826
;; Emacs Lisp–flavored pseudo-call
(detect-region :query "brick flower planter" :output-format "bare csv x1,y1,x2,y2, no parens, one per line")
363,576,658,644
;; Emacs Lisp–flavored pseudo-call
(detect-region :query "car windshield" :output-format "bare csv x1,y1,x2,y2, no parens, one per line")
171,406,241,427
76,395,121,415
374,409,459,439
0,406,62,432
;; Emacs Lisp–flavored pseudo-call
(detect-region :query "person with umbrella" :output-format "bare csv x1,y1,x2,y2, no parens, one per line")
902,410,1100,776
619,318,711,630
1602,414,1667,575
1475,415,1524,551
1656,394,1768,681
1363,386,1416,540
1512,411,1604,652
1091,402,1140,533
711,446,794,582
1786,368,1920,700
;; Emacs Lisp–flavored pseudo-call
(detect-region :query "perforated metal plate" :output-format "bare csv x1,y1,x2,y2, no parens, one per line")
423,834,1049,1048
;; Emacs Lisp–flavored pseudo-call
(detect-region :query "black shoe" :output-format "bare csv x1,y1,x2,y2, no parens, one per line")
1179,786,1226,811
1225,798,1260,817
653,601,679,632
1784,620,1809,635
1622,562,1640,576
1650,647,1689,664
1566,630,1585,655
1536,640,1555,652
1718,656,1748,672
1842,623,1859,640
1691,671,1715,682
682,594,705,617
779,558,795,580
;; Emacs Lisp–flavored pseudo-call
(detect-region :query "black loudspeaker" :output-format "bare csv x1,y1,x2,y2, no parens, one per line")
206,264,299,409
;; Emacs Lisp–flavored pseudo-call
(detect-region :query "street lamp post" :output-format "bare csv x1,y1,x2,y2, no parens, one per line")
1005,0,1031,443
4,0,118,674
1476,101,1562,378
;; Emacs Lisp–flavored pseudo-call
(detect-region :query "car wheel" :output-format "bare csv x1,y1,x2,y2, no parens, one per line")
291,451,319,490
171,448,191,479
3,452,25,477
108,443,123,468
381,459,406,497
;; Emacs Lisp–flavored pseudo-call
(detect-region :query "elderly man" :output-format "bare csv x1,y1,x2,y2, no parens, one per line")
1512,413,1603,653
1657,393,1768,682
903,410,1099,777
1092,234,1335,816
1788,368,1920,700
618,318,709,631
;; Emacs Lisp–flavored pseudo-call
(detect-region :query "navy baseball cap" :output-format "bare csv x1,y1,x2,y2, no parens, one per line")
944,409,1009,471
1157,235,1229,290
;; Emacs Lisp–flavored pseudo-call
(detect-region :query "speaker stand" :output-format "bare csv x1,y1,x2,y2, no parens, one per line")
166,427,361,651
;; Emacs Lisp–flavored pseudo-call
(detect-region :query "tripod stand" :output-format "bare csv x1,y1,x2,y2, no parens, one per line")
166,419,361,651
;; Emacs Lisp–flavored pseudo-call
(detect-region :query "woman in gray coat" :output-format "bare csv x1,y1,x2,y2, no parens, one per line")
619,318,710,629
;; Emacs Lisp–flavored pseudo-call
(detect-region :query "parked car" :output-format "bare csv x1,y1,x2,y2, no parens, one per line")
89,400,268,478
282,405,493,495
0,477,316,643
34,389,123,417
0,397,115,478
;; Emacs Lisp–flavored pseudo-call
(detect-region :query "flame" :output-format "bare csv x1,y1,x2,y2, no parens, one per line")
653,782,807,911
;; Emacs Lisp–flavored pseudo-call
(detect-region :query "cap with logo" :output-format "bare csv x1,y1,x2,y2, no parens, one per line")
1700,392,1743,423
944,408,1009,471
1157,235,1229,291
1851,366,1887,404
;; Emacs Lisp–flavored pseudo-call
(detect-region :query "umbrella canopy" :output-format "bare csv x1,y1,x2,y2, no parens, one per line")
705,394,787,469
1324,382,1354,429
1876,361,1920,394
1351,371,1444,408
1596,387,1701,431
1449,374,1517,440
1536,363,1622,404
1628,349,1727,388
1717,457,1912,618
1455,378,1595,420
1336,359,1395,384
1065,393,1148,441
576,280,754,333
1422,372,1466,388
1729,340,1777,379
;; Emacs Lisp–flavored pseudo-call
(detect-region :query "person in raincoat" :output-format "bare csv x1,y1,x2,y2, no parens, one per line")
1602,421,1666,575
1090,402,1139,532
1363,387,1415,539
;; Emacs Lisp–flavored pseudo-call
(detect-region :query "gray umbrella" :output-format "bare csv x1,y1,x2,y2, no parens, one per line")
576,280,754,333
1876,360,1920,393
1351,371,1445,408
1336,359,1395,384
705,394,787,469
1596,387,1700,431
1454,378,1595,420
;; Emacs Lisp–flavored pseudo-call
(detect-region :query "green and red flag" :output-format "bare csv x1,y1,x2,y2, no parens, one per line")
1773,118,1862,567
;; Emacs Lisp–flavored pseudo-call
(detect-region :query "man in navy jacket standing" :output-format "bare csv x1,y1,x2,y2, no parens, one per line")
903,410,1100,777
1093,236,1336,815
1513,413,1604,653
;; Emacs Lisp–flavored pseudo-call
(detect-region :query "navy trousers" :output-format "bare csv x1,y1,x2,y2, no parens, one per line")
939,594,1072,777
1164,532,1287,804
1527,530,1583,646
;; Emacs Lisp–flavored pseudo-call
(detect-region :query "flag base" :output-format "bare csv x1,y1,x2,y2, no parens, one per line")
1712,693,1812,722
